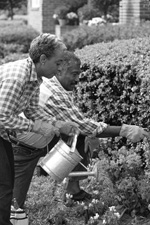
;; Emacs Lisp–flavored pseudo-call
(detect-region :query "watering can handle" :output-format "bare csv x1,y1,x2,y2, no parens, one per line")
70,133,78,153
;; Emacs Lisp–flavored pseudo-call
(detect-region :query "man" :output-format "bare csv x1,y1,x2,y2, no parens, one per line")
0,34,79,225
11,51,150,209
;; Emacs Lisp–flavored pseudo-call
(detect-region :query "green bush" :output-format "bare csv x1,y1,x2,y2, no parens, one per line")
77,4,101,22
0,20,39,54
0,53,28,65
62,21,150,51
75,37,150,127
74,37,150,215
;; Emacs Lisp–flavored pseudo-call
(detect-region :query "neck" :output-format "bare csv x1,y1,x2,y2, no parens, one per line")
35,63,42,79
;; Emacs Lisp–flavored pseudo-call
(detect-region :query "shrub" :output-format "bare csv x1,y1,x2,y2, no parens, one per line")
0,53,29,65
0,20,39,54
54,5,70,20
62,21,150,51
74,37,150,215
77,4,101,22
75,37,150,127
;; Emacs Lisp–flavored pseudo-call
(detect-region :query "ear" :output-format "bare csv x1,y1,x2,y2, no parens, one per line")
57,64,64,75
39,54,47,65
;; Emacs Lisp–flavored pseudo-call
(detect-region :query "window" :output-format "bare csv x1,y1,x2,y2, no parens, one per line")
31,0,40,9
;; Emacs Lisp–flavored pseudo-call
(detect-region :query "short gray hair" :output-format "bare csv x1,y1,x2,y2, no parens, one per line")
29,33,66,63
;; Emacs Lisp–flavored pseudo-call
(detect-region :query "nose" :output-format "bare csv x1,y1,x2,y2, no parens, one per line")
75,75,79,82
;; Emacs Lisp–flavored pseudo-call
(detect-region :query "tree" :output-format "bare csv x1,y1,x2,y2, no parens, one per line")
63,0,87,13
0,0,27,19
90,0,120,19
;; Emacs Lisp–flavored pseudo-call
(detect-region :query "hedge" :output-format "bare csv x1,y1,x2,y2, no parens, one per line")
75,37,150,129
0,53,29,65
0,20,39,55
63,21,150,51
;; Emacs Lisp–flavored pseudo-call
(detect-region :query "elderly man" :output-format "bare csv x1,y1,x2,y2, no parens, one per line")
0,34,78,225
11,51,150,209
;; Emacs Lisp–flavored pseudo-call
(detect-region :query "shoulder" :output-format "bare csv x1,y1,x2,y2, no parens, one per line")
0,58,29,83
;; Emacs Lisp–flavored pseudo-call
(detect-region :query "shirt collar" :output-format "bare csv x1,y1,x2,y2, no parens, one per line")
27,57,43,84
50,76,72,95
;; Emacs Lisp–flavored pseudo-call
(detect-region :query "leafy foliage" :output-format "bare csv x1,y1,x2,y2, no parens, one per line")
75,37,150,127
0,20,39,61
77,4,101,21
72,37,150,216
90,0,120,17
62,21,150,51
0,0,27,19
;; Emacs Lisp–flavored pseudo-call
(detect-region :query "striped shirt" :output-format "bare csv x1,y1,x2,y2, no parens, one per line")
39,76,107,136
0,57,50,140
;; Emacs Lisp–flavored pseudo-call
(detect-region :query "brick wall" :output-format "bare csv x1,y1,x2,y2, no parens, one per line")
42,0,62,33
28,0,65,33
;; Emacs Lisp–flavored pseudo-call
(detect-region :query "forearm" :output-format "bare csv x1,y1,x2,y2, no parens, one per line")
0,113,33,132
95,124,150,143
96,125,121,138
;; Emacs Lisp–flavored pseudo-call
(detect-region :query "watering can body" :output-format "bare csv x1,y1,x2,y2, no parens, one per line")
39,138,83,182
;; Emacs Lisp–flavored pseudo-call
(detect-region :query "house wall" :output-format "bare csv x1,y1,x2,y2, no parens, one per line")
119,0,150,24
28,0,43,33
42,0,62,33
28,0,63,34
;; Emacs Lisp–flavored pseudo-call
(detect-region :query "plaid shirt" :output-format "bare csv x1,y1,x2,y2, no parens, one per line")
39,76,107,136
0,58,50,140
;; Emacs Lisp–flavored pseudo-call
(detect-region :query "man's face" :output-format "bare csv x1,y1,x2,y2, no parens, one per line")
58,61,81,91
42,45,66,79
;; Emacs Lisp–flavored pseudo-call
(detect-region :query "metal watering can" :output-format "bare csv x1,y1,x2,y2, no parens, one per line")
40,133,98,182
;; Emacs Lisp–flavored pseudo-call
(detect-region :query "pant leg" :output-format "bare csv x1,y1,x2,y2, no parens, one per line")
72,134,89,172
0,137,14,225
13,145,47,208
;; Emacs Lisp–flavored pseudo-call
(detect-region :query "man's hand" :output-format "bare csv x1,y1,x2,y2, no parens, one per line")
119,124,150,143
32,120,79,137
55,121,80,136
32,120,59,137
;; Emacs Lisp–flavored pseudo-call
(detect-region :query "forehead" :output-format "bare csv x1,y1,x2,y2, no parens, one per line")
53,45,66,58
67,61,81,73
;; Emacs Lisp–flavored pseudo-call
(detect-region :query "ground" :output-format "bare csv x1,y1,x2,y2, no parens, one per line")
25,174,150,225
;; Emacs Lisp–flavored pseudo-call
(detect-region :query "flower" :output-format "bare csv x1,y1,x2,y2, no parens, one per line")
54,5,69,20
102,219,106,224
109,206,116,211
66,12,78,20
94,213,99,220
66,12,79,25
53,14,58,20
114,212,120,218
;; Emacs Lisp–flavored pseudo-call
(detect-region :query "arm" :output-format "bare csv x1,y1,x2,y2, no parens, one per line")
96,125,121,138
41,89,107,136
94,124,150,143
0,79,33,132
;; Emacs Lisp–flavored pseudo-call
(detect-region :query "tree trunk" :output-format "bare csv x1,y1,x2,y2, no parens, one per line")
8,0,14,20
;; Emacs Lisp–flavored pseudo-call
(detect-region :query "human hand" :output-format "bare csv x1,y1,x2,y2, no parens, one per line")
55,121,80,136
32,120,59,137
119,124,150,143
